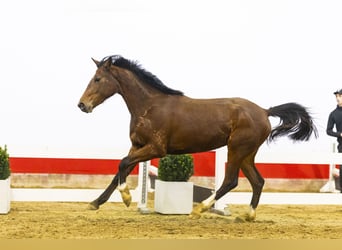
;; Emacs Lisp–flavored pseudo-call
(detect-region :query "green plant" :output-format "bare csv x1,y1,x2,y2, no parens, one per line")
158,154,194,182
0,145,10,180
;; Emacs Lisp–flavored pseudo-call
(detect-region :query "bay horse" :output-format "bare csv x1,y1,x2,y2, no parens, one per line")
78,55,317,221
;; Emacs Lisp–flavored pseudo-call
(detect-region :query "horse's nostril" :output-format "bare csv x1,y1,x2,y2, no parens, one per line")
78,102,86,111
78,102,92,113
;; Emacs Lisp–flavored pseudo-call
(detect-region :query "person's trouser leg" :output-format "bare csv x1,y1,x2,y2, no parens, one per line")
337,145,342,192
340,165,342,192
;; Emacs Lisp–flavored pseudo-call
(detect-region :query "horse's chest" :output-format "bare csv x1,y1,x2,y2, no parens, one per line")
131,116,153,131
130,117,164,144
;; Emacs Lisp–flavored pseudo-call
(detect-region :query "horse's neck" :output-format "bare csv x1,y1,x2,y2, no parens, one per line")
118,75,157,116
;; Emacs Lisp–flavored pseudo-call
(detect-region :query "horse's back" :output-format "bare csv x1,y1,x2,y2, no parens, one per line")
182,96,269,123
168,96,270,129
163,96,270,153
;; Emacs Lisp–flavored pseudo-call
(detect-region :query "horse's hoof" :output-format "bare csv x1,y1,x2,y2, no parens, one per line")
88,202,99,210
189,211,201,219
122,194,132,207
189,203,207,219
245,215,256,222
234,213,255,223
234,216,247,223
245,208,256,222
119,186,132,207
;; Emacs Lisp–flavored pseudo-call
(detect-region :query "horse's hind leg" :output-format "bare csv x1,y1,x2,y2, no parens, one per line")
239,159,265,221
190,134,262,219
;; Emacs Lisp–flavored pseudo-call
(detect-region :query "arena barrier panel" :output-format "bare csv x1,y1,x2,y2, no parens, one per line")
6,145,341,206
9,143,334,180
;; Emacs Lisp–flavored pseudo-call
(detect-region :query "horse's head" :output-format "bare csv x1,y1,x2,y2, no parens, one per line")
78,58,120,113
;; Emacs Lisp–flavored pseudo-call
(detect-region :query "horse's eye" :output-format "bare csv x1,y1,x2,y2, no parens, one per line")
94,77,101,83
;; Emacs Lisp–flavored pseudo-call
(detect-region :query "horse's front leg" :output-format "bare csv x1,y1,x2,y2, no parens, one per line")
116,157,136,207
89,144,164,210
88,155,142,210
88,160,131,210
88,174,119,210
117,145,164,207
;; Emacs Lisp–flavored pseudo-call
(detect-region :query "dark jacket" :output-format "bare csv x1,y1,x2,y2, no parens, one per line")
327,105,342,147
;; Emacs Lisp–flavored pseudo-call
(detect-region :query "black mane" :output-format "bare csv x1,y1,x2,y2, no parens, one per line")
99,55,184,96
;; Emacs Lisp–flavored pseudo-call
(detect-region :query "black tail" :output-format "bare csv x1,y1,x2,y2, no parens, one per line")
267,103,318,142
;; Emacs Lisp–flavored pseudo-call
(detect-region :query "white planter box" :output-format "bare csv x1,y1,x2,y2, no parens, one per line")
0,177,11,214
154,180,193,214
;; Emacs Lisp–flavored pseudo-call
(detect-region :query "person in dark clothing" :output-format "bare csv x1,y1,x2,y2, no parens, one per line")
326,89,342,192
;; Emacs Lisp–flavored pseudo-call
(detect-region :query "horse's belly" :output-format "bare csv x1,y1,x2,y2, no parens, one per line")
168,134,227,154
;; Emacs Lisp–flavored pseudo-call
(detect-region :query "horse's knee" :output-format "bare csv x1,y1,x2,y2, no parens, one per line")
118,157,130,172
118,157,131,184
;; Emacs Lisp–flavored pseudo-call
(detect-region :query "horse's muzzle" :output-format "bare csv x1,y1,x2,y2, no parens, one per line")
78,102,92,113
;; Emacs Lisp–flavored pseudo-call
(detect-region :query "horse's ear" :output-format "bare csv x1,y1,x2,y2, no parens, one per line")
103,58,112,69
92,58,101,68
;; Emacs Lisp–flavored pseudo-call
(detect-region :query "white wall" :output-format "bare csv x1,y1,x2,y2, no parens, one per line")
1,0,342,157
